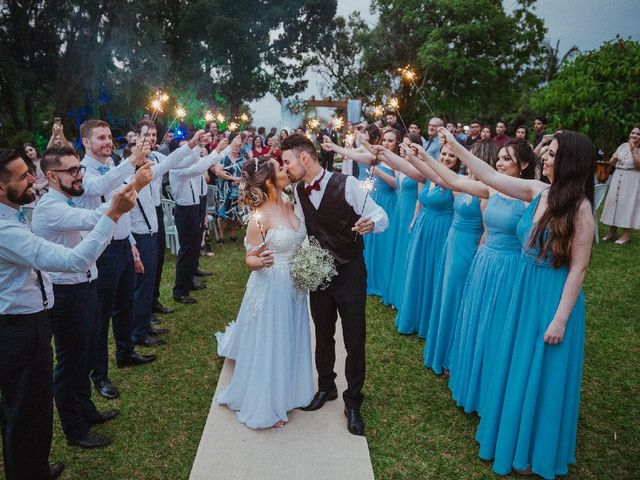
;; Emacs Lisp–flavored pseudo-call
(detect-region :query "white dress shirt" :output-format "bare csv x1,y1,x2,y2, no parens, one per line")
169,147,227,206
0,202,117,315
78,154,135,243
32,189,110,284
148,144,198,207
293,170,388,233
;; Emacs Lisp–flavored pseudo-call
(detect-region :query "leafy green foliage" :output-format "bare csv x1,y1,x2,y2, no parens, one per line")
531,38,640,155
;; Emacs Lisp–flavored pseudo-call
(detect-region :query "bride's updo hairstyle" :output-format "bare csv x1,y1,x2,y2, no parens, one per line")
238,156,277,209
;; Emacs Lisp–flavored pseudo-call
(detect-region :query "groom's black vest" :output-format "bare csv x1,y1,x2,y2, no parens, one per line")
297,172,364,265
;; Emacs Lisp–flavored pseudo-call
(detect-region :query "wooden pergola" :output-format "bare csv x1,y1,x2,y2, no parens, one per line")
304,96,349,109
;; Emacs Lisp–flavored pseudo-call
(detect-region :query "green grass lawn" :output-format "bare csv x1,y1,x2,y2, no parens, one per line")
3,228,639,479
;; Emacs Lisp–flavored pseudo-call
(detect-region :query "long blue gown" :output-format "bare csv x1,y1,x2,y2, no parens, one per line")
364,165,397,296
382,175,419,308
423,194,483,374
448,194,526,415
476,190,586,479
395,182,454,335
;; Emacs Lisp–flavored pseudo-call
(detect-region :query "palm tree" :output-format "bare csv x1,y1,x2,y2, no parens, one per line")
542,40,580,83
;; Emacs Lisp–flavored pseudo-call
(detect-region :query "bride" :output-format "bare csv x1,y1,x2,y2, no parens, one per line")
215,156,314,429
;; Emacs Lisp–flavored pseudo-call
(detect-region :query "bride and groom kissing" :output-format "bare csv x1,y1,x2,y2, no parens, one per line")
215,133,388,435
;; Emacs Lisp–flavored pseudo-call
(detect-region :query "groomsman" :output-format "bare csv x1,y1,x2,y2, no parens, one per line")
170,135,229,304
0,148,137,479
77,119,156,400
32,147,150,448
130,121,204,346
317,121,338,171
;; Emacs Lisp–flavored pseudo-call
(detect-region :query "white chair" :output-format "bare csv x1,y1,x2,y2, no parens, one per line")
206,184,221,242
161,198,180,255
593,182,609,244
164,184,174,201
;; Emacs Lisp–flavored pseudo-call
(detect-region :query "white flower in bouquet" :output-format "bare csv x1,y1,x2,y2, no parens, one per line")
289,237,337,292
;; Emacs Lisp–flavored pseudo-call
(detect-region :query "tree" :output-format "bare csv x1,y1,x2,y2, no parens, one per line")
541,39,580,83
341,0,546,124
531,38,640,156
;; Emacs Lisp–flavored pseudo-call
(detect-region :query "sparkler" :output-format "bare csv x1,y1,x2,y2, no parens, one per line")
204,111,215,123
387,96,408,133
397,65,436,117
370,104,385,119
332,116,344,131
354,170,376,242
142,90,170,146
252,210,267,243
240,113,249,122
345,133,355,148
228,122,239,132
175,106,187,120
307,118,320,131
216,113,225,124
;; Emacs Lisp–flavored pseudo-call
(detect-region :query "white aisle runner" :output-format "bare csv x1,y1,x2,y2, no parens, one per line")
190,319,375,480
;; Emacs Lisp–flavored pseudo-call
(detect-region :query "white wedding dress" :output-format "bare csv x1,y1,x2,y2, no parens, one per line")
215,222,314,429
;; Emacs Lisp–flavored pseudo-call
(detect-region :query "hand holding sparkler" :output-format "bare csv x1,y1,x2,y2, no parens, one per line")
131,161,154,192
130,134,152,166
188,129,206,149
321,135,337,152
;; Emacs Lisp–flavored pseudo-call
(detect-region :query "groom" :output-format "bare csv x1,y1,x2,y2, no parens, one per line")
282,134,388,436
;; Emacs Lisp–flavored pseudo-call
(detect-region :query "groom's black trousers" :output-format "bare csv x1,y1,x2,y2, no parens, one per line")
309,255,367,410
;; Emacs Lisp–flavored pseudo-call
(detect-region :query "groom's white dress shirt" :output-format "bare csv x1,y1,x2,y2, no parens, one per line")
294,169,388,233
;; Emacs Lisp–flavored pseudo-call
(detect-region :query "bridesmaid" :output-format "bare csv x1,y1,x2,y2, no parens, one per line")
373,140,458,334
376,132,420,308
440,127,595,479
416,141,497,374
439,140,535,413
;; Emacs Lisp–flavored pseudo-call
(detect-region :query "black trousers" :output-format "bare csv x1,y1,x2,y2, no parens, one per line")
173,204,200,297
153,204,166,304
319,153,335,172
197,194,208,268
52,281,99,440
309,255,367,409
91,239,135,384
0,312,53,480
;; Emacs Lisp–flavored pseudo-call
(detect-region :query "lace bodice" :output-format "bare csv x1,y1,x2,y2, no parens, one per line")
245,223,307,262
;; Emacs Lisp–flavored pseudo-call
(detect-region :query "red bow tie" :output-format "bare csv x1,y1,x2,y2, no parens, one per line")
304,170,326,196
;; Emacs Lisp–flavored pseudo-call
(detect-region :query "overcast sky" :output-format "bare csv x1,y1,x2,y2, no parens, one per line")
249,0,639,128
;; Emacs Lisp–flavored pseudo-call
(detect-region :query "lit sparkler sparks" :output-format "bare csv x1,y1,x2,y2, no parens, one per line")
332,116,344,130
397,64,436,117
240,113,249,123
175,106,187,120
307,118,320,131
345,133,355,148
228,122,239,132
387,97,400,110
216,113,225,123
204,111,215,123
371,105,385,119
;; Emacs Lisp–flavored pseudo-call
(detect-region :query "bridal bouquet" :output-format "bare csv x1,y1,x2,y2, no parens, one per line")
289,237,337,291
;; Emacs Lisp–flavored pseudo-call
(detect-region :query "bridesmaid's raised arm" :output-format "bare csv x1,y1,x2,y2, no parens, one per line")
438,127,544,202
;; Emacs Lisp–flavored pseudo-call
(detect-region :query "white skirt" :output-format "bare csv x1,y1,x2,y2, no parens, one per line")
601,168,640,229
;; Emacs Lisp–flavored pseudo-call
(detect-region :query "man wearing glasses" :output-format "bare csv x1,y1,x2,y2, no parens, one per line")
0,148,139,479
33,146,153,449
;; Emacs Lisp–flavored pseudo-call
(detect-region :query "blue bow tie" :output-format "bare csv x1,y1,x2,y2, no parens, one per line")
67,198,76,207
17,208,29,224
97,165,110,175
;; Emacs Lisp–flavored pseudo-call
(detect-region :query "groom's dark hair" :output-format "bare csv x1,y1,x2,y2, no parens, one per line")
280,133,318,162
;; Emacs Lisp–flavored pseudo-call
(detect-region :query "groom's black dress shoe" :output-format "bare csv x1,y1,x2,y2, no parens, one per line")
300,389,338,411
344,407,365,436
49,462,65,479
94,379,119,399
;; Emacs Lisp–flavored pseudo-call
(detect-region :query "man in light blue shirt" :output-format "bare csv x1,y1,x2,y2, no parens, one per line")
0,149,137,480
77,119,156,400
424,117,444,160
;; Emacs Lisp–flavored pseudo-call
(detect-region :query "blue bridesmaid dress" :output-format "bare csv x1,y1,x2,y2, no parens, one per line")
381,175,419,307
448,194,526,415
364,165,397,296
395,182,454,335
476,190,586,479
423,193,483,374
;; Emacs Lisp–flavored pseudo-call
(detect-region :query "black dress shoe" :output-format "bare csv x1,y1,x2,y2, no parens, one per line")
49,462,65,479
136,336,166,347
300,389,338,411
150,314,162,325
116,351,157,368
94,379,119,399
344,407,365,436
174,295,197,304
190,281,207,291
148,326,169,336
153,302,176,314
195,269,213,277
88,409,120,425
68,430,112,449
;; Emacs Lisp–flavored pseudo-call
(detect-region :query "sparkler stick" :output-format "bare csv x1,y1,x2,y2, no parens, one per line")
398,65,436,117
252,210,267,243
354,170,376,242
